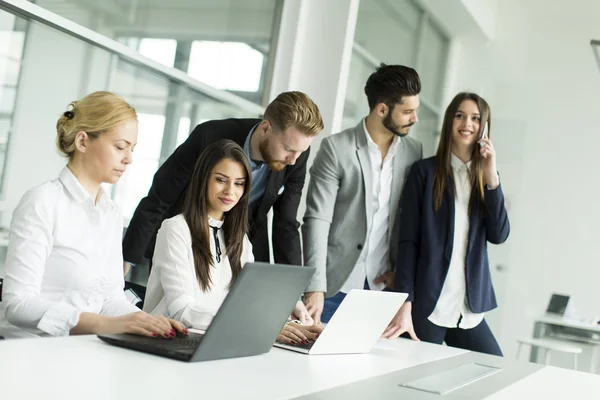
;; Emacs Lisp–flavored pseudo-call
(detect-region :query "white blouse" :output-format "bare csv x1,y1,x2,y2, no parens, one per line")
0,167,138,338
143,214,254,330
428,154,484,329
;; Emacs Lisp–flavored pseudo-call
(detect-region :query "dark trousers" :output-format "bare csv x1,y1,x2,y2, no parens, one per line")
322,291,346,323
413,316,503,356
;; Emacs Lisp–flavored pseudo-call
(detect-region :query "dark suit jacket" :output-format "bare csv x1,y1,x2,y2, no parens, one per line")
394,156,510,322
122,118,308,267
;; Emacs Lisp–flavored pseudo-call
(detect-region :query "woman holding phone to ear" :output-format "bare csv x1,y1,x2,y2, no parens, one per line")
390,92,509,356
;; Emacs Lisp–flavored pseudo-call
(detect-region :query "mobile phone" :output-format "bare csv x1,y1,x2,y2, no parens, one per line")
479,122,488,147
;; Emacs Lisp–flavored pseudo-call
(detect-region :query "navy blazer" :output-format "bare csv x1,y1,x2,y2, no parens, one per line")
394,156,510,321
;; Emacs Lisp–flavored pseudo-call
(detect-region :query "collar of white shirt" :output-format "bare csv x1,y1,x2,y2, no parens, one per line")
450,153,472,172
362,118,400,155
58,166,114,210
208,215,224,229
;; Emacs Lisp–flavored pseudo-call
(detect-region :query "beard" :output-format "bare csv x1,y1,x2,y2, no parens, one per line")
383,112,414,137
259,138,287,172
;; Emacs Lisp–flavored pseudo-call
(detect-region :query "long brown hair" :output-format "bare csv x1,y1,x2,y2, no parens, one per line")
433,92,491,212
182,140,252,291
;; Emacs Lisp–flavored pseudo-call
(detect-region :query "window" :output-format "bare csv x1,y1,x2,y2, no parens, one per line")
344,0,450,156
120,38,177,68
0,12,27,193
114,113,164,220
108,57,259,222
41,0,281,106
188,41,264,92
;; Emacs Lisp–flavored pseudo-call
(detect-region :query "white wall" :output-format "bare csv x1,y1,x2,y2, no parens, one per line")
434,0,600,366
498,0,600,364
459,0,498,40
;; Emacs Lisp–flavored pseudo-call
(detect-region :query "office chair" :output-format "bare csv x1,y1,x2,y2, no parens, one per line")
124,280,146,309
516,337,582,370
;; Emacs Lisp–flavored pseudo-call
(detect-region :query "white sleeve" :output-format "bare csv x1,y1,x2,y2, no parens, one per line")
152,219,215,330
241,234,255,266
3,188,80,336
101,291,140,317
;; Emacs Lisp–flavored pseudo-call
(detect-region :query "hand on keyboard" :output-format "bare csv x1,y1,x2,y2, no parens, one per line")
277,323,323,346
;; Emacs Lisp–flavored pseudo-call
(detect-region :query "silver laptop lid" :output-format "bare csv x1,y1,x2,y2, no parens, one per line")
192,262,315,361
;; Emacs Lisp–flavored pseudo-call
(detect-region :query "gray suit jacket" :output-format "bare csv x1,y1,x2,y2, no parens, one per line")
302,121,423,297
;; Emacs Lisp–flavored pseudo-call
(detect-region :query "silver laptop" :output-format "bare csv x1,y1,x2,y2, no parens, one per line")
274,289,407,355
98,262,315,362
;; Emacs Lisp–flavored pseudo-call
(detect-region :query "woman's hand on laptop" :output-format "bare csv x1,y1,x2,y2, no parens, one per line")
381,302,420,341
291,301,314,325
277,323,323,345
97,312,189,338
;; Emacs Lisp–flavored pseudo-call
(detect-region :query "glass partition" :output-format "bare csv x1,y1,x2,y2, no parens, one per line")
0,10,27,193
110,59,254,221
36,0,280,105
0,1,266,278
0,1,264,227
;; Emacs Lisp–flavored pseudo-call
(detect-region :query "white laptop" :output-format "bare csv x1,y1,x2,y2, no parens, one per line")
274,289,408,355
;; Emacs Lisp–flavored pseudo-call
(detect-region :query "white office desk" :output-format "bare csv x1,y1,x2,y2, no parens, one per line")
484,366,600,399
0,335,465,399
1,335,599,399
535,315,600,334
532,314,600,372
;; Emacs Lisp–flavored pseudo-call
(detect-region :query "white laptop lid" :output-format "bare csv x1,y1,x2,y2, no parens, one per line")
309,289,408,355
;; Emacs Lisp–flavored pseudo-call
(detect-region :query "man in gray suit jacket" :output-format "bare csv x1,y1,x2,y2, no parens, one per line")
302,64,423,339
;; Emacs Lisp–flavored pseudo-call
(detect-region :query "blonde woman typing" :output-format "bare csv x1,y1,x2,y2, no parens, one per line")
0,91,186,339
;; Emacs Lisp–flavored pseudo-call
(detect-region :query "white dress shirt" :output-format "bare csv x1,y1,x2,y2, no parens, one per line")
0,167,138,338
340,119,399,293
428,154,485,329
143,214,254,330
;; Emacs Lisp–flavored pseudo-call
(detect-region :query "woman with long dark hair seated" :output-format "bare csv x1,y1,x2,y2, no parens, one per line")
144,140,322,345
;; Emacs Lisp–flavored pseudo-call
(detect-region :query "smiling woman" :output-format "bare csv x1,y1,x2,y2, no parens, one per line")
143,139,323,344
152,140,252,295
394,92,509,357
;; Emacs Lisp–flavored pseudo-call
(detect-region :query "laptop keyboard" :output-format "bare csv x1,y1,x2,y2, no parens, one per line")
153,335,203,350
